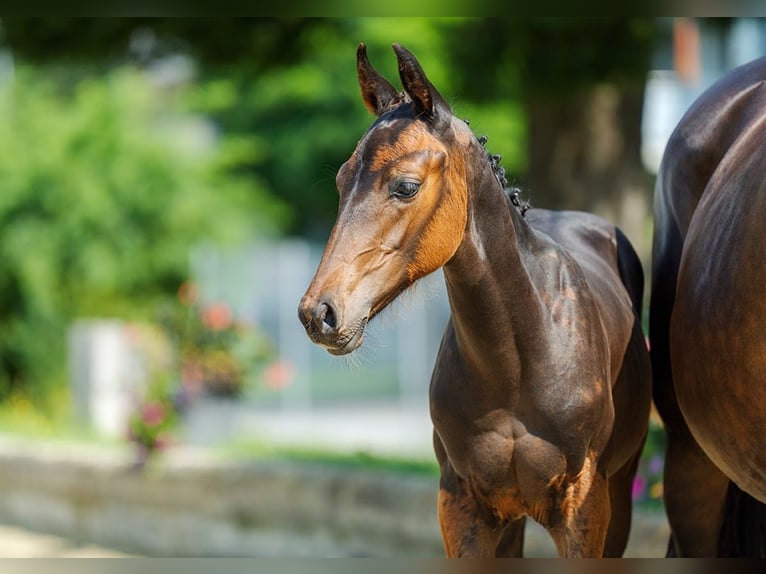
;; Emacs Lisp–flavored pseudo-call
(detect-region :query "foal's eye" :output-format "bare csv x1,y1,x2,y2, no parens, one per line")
390,180,421,199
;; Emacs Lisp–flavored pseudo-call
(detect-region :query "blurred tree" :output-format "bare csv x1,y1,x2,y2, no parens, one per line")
0,17,659,399
0,65,288,400
445,18,657,258
0,18,528,240
1,17,657,245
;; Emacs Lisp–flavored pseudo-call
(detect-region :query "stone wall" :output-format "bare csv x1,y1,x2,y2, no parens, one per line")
0,436,668,557
0,437,443,557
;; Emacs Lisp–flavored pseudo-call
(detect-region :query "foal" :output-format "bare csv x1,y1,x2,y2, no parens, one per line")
298,43,651,557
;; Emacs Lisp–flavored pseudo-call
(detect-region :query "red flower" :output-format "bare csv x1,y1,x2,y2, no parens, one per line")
140,402,166,427
264,360,294,390
202,303,233,331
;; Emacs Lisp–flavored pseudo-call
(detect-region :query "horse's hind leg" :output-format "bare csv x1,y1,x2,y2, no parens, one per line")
603,443,644,556
650,212,729,556
662,423,729,556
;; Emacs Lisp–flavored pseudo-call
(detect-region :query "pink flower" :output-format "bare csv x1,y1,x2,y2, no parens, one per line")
202,303,233,331
632,475,646,500
264,360,295,390
140,402,165,427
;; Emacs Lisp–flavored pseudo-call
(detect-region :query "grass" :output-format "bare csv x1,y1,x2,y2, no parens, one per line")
0,388,441,476
214,438,440,476
0,387,119,447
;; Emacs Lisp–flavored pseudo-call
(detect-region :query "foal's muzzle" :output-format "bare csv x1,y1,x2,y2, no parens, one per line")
297,295,367,355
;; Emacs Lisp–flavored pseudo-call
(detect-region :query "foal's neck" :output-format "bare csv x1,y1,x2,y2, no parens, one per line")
442,143,552,381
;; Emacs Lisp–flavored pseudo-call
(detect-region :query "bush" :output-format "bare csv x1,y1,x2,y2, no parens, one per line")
0,64,288,401
159,281,276,400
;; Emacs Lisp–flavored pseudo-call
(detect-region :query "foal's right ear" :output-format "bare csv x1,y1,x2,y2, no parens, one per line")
357,43,399,116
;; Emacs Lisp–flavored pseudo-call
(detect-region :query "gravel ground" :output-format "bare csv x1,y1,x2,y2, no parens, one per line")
0,512,668,558
0,524,136,557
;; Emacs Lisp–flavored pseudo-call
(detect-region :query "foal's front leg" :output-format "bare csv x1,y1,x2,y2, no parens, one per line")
437,468,507,557
547,457,611,557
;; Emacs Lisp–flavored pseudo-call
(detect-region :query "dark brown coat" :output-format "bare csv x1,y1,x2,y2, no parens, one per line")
299,44,651,557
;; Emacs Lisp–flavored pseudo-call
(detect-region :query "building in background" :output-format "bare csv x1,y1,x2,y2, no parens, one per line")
642,17,766,174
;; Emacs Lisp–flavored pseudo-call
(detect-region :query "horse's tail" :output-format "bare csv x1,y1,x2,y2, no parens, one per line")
614,226,645,318
718,481,766,556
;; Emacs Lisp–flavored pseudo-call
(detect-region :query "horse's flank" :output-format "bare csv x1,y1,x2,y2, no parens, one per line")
651,55,766,557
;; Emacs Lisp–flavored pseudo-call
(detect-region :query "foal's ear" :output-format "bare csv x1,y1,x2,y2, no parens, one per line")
357,43,399,116
392,43,451,130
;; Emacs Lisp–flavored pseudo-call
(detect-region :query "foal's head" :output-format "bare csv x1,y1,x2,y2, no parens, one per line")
298,43,477,355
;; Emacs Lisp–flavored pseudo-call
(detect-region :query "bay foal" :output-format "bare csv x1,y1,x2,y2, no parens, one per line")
299,44,651,557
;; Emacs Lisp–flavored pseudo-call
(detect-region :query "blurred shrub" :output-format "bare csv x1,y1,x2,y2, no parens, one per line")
159,281,276,400
0,65,289,401
127,369,179,467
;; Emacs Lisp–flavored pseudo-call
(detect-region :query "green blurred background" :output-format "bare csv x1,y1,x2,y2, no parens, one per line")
0,16,761,555
0,17,665,406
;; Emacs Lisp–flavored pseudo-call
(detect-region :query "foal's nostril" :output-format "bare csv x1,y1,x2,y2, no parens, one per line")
299,296,340,339
316,301,338,333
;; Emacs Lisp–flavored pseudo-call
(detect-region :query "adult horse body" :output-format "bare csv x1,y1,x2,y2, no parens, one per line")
650,56,766,556
299,44,651,557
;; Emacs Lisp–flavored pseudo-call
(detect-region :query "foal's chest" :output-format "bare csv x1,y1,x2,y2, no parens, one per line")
431,373,593,524
435,414,575,521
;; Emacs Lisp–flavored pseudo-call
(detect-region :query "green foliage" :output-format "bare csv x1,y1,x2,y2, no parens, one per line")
126,371,179,457
0,385,100,441
182,18,528,239
520,18,655,99
634,420,667,509
0,65,288,399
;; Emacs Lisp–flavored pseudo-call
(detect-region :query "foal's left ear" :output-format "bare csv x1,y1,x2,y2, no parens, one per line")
392,43,451,131
357,43,400,116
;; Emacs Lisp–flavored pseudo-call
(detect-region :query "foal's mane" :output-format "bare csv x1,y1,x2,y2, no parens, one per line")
474,128,530,217
435,113,533,217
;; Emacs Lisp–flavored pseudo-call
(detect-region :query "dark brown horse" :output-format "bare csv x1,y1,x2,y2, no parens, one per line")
298,44,651,557
650,56,766,557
